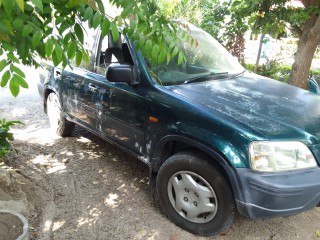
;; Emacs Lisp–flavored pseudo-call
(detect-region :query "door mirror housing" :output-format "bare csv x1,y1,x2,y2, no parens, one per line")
106,64,135,84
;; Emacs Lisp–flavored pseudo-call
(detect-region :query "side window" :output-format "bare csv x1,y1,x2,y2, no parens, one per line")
69,22,97,71
94,33,134,76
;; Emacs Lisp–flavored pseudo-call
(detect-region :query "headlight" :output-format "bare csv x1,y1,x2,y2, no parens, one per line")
249,141,318,172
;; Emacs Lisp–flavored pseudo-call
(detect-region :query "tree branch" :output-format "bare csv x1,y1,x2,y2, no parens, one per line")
291,24,303,36
310,16,320,36
301,0,320,7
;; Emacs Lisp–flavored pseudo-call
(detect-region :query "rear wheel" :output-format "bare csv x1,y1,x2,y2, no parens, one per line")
156,151,235,236
47,92,75,137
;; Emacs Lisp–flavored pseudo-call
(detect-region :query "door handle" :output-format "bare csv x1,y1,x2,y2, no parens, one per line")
88,83,99,92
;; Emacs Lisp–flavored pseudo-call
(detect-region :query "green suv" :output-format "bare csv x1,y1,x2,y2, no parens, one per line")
38,22,320,236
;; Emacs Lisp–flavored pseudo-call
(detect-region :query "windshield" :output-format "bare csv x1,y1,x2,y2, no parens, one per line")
147,23,244,86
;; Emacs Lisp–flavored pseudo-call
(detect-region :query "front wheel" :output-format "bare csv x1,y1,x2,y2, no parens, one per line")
156,151,235,236
47,92,75,137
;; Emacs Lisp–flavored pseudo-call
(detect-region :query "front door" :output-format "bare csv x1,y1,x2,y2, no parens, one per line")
95,34,148,155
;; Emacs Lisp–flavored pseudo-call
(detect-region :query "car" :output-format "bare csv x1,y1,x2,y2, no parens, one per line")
38,22,320,236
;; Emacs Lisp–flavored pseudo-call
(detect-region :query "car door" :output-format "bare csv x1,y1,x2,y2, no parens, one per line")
60,68,107,131
59,23,102,129
103,81,148,155
94,34,148,156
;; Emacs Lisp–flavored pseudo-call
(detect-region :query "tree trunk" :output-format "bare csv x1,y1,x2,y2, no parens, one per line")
289,16,320,89
255,33,265,73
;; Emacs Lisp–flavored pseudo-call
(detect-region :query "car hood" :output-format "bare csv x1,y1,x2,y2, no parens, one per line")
166,73,320,144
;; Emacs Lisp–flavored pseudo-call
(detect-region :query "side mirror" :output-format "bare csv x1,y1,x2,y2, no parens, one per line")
106,64,135,84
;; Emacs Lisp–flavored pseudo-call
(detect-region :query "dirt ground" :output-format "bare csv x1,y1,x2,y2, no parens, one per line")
1,68,320,240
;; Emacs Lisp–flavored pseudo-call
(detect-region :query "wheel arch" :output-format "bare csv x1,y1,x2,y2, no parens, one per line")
43,86,60,114
150,135,244,202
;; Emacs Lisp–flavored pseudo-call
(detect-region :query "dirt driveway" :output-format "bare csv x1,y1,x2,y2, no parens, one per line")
1,67,320,240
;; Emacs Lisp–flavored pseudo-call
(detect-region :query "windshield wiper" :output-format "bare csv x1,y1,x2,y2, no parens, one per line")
184,72,229,84
231,70,246,78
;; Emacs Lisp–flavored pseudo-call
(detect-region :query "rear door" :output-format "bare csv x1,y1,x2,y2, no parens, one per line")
59,23,103,130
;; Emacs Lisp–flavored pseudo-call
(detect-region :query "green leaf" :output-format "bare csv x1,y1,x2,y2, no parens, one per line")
0,59,8,72
74,23,84,44
54,42,63,62
52,50,61,66
9,76,19,97
152,44,159,61
135,40,142,51
178,51,183,65
166,51,171,64
171,46,179,58
84,7,93,21
139,36,145,47
0,21,8,33
63,32,71,46
22,24,33,37
2,43,14,52
7,132,14,141
121,2,134,18
45,39,54,58
3,0,15,14
55,17,64,25
116,16,122,27
67,42,77,59
111,22,119,42
76,51,82,66
169,41,175,51
7,53,19,63
101,18,110,37
15,0,24,12
13,19,23,29
10,65,25,78
13,74,28,88
32,30,42,48
92,11,102,29
129,19,136,31
32,0,43,12
95,0,105,14
158,48,166,64
5,120,23,125
36,42,46,58
138,22,147,33
146,39,152,52
59,22,69,35
82,50,89,63
1,70,10,87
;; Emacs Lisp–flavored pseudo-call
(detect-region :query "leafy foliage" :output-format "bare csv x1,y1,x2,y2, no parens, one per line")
0,0,189,96
244,62,320,83
0,119,23,158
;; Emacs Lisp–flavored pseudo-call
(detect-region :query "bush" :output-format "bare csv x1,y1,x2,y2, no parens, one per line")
243,63,320,83
0,119,23,158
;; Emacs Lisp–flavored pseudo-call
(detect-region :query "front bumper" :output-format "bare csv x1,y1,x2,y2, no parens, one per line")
235,168,320,219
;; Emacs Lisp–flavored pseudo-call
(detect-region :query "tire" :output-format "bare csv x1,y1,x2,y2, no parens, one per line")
47,92,75,137
156,151,235,236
